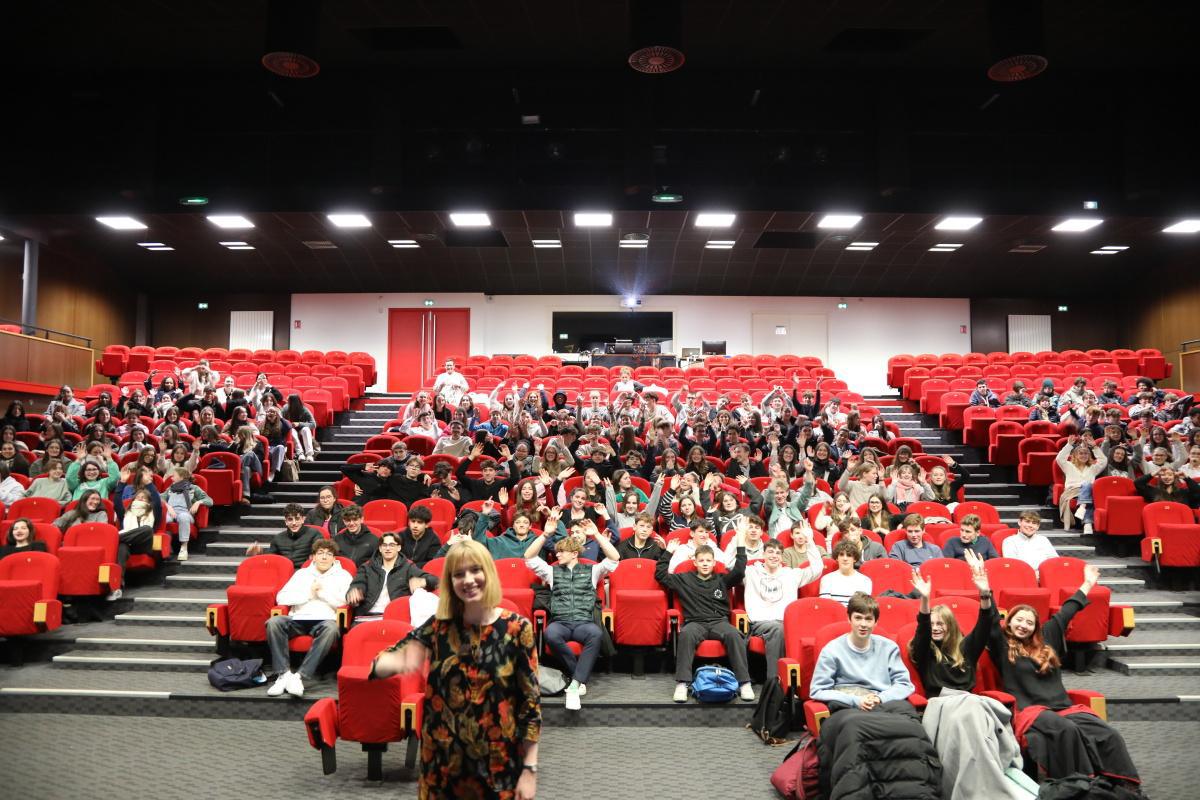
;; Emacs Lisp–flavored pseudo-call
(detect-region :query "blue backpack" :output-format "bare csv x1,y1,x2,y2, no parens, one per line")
691,665,739,702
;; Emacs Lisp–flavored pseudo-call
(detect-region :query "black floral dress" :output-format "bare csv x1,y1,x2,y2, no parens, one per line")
398,610,541,799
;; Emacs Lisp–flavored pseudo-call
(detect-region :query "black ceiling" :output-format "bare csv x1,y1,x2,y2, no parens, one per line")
1,1,1198,295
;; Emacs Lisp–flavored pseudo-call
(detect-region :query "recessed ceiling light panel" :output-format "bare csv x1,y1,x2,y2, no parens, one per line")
449,212,491,227
1051,218,1103,232
96,216,148,230
207,214,254,229
574,212,613,227
326,213,371,228
694,212,736,227
1163,219,1200,234
818,214,862,229
935,216,982,231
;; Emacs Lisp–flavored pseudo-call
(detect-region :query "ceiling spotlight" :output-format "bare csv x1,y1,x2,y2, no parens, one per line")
449,212,491,227
574,212,613,227
651,191,683,203
1051,218,1103,232
1162,219,1200,234
836,302,849,309
207,215,254,229
1083,200,1100,210
694,212,736,227
327,213,371,228
818,214,862,229
935,216,982,231
96,216,148,230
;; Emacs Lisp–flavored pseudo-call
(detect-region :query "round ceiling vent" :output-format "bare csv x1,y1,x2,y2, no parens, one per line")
262,51,320,79
628,45,685,74
987,54,1048,83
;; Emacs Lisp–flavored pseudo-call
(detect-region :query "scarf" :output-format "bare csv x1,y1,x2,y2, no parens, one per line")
168,480,192,495
893,477,924,504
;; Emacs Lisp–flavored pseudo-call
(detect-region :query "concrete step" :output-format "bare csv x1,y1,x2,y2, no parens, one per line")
53,650,213,672
131,595,224,613
113,611,209,626
164,574,235,588
1105,631,1200,658
1106,655,1200,677
1122,612,1200,631
72,636,216,653
174,558,243,575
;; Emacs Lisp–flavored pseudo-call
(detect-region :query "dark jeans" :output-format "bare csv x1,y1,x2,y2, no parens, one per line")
544,619,604,684
117,525,156,571
675,619,749,683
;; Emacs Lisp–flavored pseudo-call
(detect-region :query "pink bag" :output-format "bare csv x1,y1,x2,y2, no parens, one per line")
770,733,821,799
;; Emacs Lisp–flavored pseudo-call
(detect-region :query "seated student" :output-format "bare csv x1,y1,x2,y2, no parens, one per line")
738,514,771,561
305,485,346,536
1028,394,1060,423
162,467,213,562
0,463,24,505
657,523,753,703
836,457,888,509
340,458,399,505
968,379,1001,408
523,526,620,710
331,504,378,568
885,462,934,519
809,591,915,713
820,539,874,606
52,488,110,533
1002,510,1058,575
397,504,441,567
666,519,730,572
464,500,567,560
433,419,473,458
265,539,354,698
836,519,887,565
66,450,125,501
909,550,997,696
1003,381,1033,407
616,511,666,560
987,565,1142,789
744,537,824,669
763,477,811,537
941,513,999,561
387,455,435,507
246,503,325,568
859,495,892,537
346,531,438,621
1134,463,1200,508
889,514,944,567
456,443,520,501
0,517,49,560
782,519,828,567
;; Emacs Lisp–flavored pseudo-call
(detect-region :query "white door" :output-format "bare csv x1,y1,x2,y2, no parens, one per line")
751,313,829,361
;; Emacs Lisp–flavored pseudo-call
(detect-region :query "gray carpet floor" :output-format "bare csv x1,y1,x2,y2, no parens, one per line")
2,713,1194,799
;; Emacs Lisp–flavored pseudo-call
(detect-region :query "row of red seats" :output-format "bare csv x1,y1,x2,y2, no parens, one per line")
456,364,837,381
445,382,861,410
889,349,1171,387
113,367,365,399
906,372,1154,408
97,346,377,386
459,354,825,370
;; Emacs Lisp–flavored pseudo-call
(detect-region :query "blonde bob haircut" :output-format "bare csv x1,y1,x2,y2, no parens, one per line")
436,539,502,621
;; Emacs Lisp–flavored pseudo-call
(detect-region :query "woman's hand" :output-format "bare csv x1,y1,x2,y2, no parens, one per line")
911,570,932,599
965,550,990,592
1081,564,1101,594
516,769,537,799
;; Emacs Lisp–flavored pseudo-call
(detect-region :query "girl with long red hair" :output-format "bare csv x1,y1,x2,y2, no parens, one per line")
986,564,1140,789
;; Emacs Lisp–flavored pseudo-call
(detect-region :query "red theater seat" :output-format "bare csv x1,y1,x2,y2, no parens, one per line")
0,550,63,637
206,554,296,654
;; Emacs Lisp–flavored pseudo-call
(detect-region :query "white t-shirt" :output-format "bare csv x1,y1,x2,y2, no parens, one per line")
819,570,873,606
1002,533,1058,575
433,371,470,406
367,562,396,615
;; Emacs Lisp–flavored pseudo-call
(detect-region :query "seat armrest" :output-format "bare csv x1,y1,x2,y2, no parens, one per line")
1066,689,1106,720
336,605,352,632
733,609,748,634
1109,605,1135,638
601,606,613,632
778,657,801,697
401,691,425,732
666,608,680,633
33,599,63,630
907,693,927,711
979,690,1017,710
270,604,288,617
803,699,831,735
304,696,339,750
206,603,229,636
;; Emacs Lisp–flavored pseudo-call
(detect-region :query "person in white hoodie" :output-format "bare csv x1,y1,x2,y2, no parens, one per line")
742,537,824,672
265,539,353,698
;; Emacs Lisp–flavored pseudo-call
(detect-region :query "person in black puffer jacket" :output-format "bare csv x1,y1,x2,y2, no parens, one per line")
818,704,943,799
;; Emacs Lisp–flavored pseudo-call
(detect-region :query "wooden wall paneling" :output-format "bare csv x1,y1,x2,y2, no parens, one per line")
1123,256,1200,381
149,293,292,350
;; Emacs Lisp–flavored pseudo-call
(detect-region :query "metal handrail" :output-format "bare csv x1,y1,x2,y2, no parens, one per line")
0,317,92,347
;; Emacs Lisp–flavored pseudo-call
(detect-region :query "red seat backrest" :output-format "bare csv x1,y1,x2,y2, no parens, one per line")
234,554,295,588
63,523,120,560
0,549,60,598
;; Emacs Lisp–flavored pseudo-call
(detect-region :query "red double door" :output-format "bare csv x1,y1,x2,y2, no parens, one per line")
387,308,471,392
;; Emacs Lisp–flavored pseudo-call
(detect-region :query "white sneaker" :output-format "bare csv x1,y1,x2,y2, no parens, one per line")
1083,522,1094,534
177,544,188,562
739,683,756,702
576,682,587,696
105,588,123,602
673,682,689,703
287,672,305,697
1075,505,1087,521
268,672,292,697
564,684,581,711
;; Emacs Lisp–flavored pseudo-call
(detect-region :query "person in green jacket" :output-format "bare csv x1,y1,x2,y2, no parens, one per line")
66,449,127,501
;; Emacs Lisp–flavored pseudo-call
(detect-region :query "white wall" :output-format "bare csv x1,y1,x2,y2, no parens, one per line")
290,293,970,394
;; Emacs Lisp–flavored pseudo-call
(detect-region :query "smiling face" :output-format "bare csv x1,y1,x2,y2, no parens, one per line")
10,520,32,544
694,550,716,577
849,610,876,640
1007,608,1037,641
452,559,487,604
284,513,305,533
866,496,883,515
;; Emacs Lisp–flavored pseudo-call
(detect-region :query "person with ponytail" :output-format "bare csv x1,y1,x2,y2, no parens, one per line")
986,564,1141,788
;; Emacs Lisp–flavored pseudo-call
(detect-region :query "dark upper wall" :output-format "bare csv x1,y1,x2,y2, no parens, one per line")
970,298,1121,355
148,293,291,350
1123,254,1200,380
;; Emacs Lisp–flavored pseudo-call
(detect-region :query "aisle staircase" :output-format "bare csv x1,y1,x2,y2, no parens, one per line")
2,393,1198,729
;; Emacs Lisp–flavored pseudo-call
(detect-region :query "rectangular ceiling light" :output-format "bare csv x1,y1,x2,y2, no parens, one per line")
219,241,255,250
137,242,175,252
207,214,254,229
147,246,175,251
531,239,561,248
1163,219,1200,233
928,243,963,252
1009,244,1046,253
137,242,166,248
705,240,735,249
387,239,419,249
1089,249,1119,255
1051,218,1103,232
844,246,875,251
818,214,862,229
1099,245,1128,251
303,240,339,250
326,213,371,228
574,212,613,227
935,216,983,230
694,212,736,227
619,240,648,248
846,241,878,251
96,216,147,230
449,212,491,227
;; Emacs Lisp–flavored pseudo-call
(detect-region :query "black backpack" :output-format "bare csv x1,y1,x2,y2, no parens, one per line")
1037,774,1145,800
747,676,794,744
207,658,266,691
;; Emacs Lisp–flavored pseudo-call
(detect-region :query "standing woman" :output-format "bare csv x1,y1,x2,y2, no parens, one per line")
987,564,1141,788
370,539,541,799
